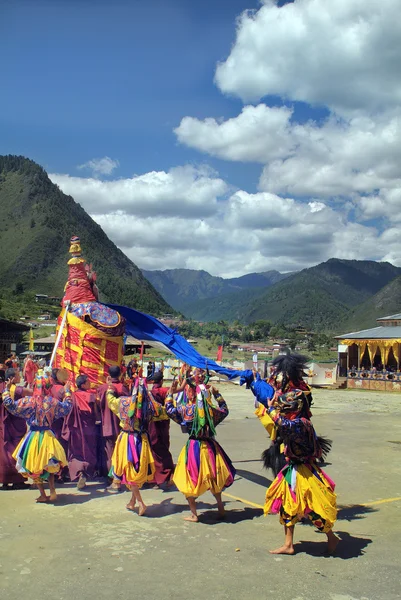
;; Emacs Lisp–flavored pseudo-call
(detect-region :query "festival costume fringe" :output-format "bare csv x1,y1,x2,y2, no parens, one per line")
264,462,337,533
173,438,235,498
109,431,155,489
13,430,68,482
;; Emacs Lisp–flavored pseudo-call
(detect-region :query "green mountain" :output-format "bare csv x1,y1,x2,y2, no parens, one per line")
338,275,401,333
141,268,289,313
176,258,401,331
0,155,173,315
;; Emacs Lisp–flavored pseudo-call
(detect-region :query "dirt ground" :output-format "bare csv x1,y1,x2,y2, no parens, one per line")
1,385,401,600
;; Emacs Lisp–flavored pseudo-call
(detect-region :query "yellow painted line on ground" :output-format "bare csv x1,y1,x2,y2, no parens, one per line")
222,492,401,510
360,496,401,507
222,491,264,509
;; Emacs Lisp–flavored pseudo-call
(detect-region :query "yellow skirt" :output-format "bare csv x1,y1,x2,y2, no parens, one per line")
173,438,235,498
264,462,337,532
13,429,67,482
109,431,155,489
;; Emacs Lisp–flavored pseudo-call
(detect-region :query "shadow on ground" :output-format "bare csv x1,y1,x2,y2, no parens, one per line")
235,468,272,488
296,531,373,559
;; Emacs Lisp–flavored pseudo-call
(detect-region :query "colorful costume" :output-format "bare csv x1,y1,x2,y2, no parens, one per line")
106,379,163,489
0,384,28,485
97,378,129,475
166,381,235,498
54,236,125,386
62,388,98,482
264,390,337,533
148,381,174,485
23,358,38,387
2,375,72,482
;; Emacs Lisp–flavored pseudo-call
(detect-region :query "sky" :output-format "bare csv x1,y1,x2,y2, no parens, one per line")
1,0,400,277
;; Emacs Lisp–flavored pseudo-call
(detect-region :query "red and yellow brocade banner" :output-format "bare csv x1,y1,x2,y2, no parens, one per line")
54,309,123,387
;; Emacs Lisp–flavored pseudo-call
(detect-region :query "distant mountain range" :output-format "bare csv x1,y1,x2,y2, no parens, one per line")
141,268,289,314
143,259,401,333
0,155,173,315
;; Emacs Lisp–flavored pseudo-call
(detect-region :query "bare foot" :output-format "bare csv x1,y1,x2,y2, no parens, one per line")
269,545,295,555
326,533,340,555
49,492,58,502
126,501,136,511
217,508,226,520
36,496,49,503
138,503,147,516
183,514,199,522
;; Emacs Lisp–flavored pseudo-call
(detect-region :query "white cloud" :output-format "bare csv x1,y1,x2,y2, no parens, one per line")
50,165,228,219
215,0,401,116
176,104,294,163
78,156,120,176
50,1,401,279
51,170,400,277
176,106,401,198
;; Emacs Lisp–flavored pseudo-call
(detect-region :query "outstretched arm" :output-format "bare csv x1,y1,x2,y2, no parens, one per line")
210,387,229,426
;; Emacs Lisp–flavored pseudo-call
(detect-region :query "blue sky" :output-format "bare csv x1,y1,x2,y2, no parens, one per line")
1,0,263,189
1,0,400,277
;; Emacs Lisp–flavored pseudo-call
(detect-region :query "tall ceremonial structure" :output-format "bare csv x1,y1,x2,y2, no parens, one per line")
54,236,126,387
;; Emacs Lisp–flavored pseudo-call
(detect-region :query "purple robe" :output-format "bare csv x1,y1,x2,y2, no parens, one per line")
0,384,27,484
96,380,129,475
62,390,98,481
148,384,174,485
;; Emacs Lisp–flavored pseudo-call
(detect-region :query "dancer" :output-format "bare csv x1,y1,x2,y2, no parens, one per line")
241,354,316,478
96,365,129,491
106,377,163,515
264,388,339,555
63,374,99,490
165,368,235,522
0,368,31,489
147,371,174,487
2,372,72,502
50,368,69,481
23,354,38,389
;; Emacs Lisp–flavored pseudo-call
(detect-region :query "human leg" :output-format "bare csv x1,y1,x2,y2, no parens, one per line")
184,496,199,522
35,480,49,503
269,508,297,554
48,473,57,502
213,492,226,519
127,484,147,515
269,524,295,555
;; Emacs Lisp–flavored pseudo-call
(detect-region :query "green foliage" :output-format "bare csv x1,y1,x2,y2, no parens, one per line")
142,267,289,313
161,259,401,333
0,155,174,316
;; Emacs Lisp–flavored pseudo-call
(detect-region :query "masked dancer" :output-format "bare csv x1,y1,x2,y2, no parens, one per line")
166,367,235,522
2,372,72,503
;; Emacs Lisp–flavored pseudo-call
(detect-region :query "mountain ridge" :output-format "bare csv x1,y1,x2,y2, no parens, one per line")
144,260,401,332
0,155,173,315
141,267,289,312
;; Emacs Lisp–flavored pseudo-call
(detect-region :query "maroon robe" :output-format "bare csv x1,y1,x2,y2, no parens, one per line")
96,379,129,476
0,384,27,484
148,384,174,485
62,390,98,481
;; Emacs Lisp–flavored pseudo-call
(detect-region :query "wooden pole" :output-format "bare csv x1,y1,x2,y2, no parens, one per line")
49,301,70,368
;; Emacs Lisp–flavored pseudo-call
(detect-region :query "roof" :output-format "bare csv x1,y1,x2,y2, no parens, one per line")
20,351,51,356
0,318,30,332
377,313,401,321
32,336,56,344
336,326,401,340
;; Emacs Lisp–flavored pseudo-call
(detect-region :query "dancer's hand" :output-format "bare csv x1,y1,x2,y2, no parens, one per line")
168,380,178,394
64,381,71,394
5,376,15,390
210,386,219,397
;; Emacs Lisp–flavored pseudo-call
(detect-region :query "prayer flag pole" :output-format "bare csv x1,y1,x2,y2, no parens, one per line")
49,300,71,368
